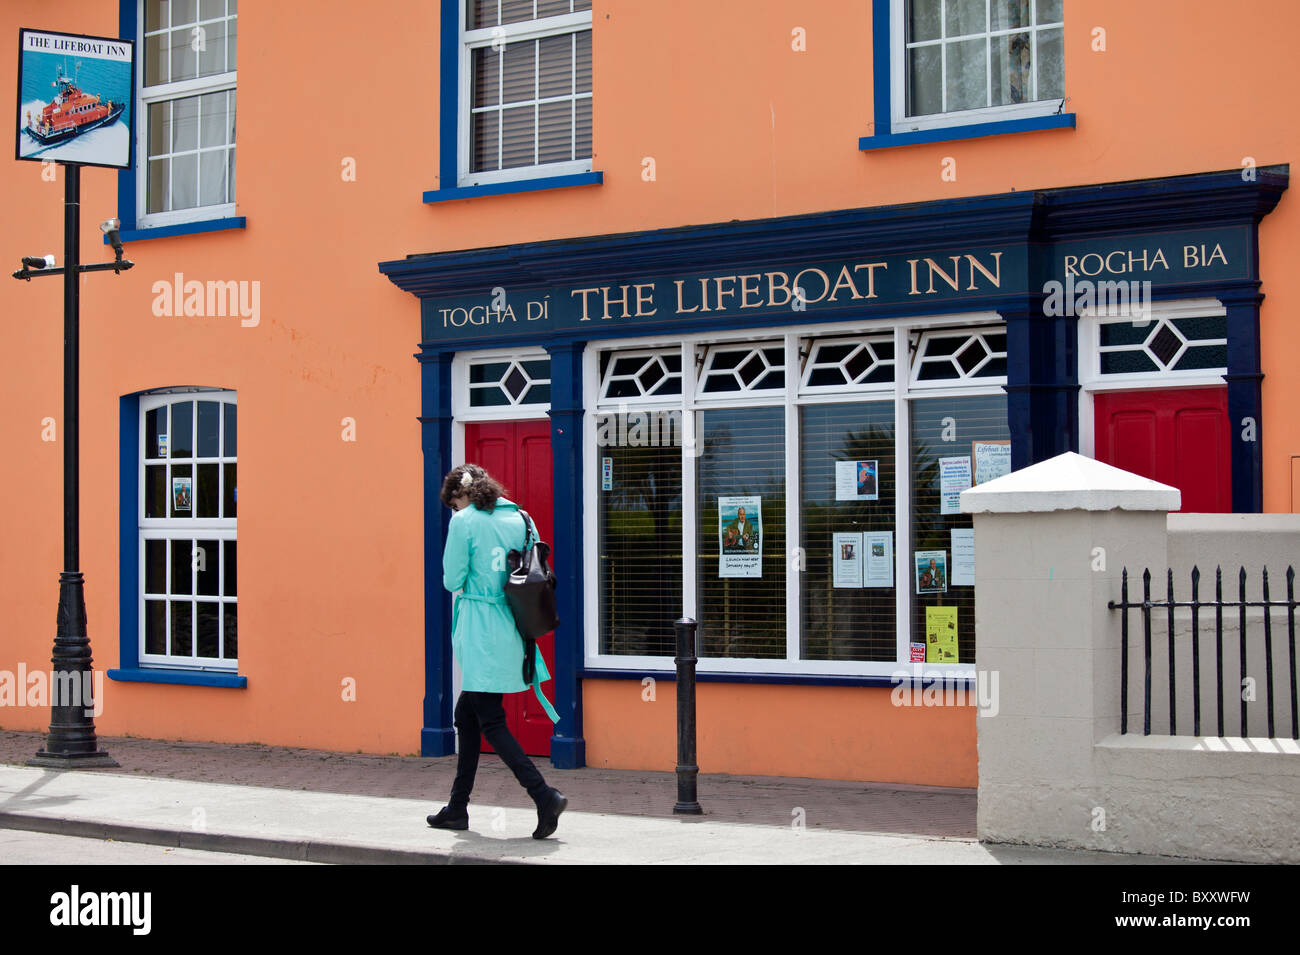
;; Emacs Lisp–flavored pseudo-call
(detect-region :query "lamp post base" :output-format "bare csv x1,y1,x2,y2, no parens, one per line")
27,750,119,770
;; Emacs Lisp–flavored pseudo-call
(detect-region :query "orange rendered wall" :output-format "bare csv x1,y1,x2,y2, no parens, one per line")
1,1,1297,762
583,679,978,788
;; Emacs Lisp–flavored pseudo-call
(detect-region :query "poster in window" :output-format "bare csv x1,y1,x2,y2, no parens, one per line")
835,460,878,501
718,495,761,578
158,433,169,459
938,456,972,515
172,476,192,513
832,532,863,588
16,29,135,169
950,528,975,586
925,606,959,663
914,549,947,594
863,530,893,588
972,440,1012,485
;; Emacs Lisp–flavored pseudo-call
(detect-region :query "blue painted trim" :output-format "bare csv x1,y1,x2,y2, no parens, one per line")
579,668,974,688
439,0,459,192
107,668,247,688
113,217,247,244
860,113,1076,150
424,171,603,204
117,0,137,229
871,0,891,136
119,394,140,672
419,351,456,757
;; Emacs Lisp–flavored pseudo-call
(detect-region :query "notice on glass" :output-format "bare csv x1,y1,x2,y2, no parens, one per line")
972,440,1012,486
909,643,926,662
925,606,959,663
601,457,613,491
864,531,893,587
950,528,975,586
835,460,878,501
915,549,947,594
939,456,972,515
833,533,863,588
172,476,191,512
719,495,761,578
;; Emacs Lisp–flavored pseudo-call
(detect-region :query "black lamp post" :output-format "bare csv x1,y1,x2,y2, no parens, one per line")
13,163,132,769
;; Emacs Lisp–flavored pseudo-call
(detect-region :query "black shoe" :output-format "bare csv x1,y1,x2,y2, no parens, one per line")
427,806,469,830
532,788,567,840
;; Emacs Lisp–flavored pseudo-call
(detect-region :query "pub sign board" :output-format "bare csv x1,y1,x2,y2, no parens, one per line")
15,28,135,169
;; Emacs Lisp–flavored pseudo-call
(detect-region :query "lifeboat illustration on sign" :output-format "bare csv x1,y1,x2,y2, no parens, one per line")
23,62,125,146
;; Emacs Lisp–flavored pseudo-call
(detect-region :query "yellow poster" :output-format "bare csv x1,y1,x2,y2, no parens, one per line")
925,606,958,663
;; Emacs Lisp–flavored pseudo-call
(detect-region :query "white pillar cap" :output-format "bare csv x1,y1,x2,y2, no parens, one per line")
961,451,1180,514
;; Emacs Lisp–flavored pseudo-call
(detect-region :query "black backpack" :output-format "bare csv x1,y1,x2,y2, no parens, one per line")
505,509,559,686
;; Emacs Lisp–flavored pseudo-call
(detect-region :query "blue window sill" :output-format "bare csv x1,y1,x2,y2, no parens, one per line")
107,667,247,688
577,667,971,688
424,171,602,203
108,216,247,244
859,113,1075,151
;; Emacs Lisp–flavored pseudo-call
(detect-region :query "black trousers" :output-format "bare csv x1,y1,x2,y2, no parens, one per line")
449,690,549,810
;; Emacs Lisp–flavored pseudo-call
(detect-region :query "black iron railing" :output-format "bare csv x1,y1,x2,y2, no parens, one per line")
1110,566,1299,739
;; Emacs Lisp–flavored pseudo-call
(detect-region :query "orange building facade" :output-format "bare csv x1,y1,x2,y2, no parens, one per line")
1,1,1295,787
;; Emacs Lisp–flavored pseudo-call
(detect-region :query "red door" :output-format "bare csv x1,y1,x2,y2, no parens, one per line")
1093,387,1231,513
463,420,556,756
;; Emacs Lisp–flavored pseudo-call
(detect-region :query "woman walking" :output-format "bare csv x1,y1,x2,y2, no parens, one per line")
426,463,567,839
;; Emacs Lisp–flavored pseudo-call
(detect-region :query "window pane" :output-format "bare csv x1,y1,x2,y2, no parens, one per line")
537,0,570,17
945,38,987,111
146,1,169,33
597,415,683,656
1037,0,1063,24
501,40,536,104
910,394,1008,663
538,34,573,98
501,105,535,168
199,150,227,206
146,405,167,458
145,31,168,86
537,100,572,163
174,0,197,23
148,102,169,157
145,600,167,655
171,538,193,595
197,539,220,595
467,0,495,30
170,27,197,82
197,401,220,456
472,110,500,171
223,462,237,517
171,401,193,457
223,402,237,456
197,463,220,517
1036,26,1064,100
146,465,167,518
199,91,230,148
473,47,501,108
146,539,167,594
801,402,897,661
197,16,229,77
172,152,198,209
172,96,198,152
991,31,1031,105
200,0,225,19
944,0,986,37
697,407,786,659
170,463,193,518
576,30,591,94
907,45,942,116
223,603,238,658
148,158,169,214
908,0,942,42
500,0,534,25
197,603,220,657
575,96,591,157
991,0,1030,31
224,540,237,596
170,600,193,656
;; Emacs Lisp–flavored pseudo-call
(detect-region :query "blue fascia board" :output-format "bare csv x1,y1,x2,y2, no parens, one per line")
112,217,247,244
578,668,974,688
107,668,248,688
860,113,1076,151
424,171,603,204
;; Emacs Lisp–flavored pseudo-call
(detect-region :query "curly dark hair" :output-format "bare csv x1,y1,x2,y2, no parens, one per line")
440,463,507,512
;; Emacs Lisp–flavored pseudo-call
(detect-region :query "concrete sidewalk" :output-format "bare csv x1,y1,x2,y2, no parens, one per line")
0,730,1197,864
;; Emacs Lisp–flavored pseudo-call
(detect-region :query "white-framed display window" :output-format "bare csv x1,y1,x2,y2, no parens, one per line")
459,0,593,188
1076,298,1228,456
583,311,1009,679
136,0,237,229
138,388,237,670
890,0,1065,135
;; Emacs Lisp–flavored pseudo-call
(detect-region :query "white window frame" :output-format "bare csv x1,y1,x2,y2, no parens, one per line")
1077,298,1228,457
889,0,1065,135
138,388,237,671
582,310,1006,680
458,6,593,188
135,0,237,230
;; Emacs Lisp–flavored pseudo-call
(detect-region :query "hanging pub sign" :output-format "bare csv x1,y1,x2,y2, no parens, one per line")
15,28,135,169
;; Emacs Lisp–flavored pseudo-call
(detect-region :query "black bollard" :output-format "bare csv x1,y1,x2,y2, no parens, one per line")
673,616,702,814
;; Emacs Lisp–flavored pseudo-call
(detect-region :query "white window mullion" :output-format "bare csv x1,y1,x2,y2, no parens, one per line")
894,324,912,665
681,340,698,623
784,334,801,664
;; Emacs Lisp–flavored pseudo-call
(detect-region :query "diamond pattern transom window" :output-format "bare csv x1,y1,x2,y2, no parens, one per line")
598,349,683,403
699,344,785,395
468,357,551,407
912,329,1007,383
1097,315,1227,376
801,337,896,392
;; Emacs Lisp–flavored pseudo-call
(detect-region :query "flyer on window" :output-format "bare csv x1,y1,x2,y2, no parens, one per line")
718,495,761,578
972,440,1012,485
925,606,959,663
832,532,863,587
914,549,947,594
171,476,192,513
950,528,975,586
938,455,972,515
863,530,893,587
16,29,135,169
835,459,878,501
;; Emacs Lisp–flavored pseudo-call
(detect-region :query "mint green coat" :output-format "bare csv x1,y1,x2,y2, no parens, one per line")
444,498,558,721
